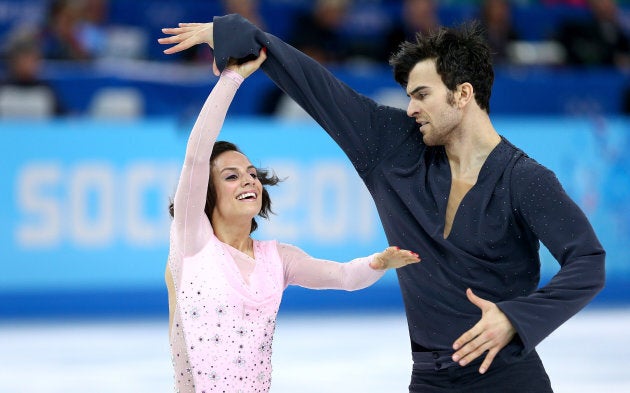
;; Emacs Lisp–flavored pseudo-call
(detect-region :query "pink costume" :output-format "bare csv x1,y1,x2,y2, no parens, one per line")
168,70,385,392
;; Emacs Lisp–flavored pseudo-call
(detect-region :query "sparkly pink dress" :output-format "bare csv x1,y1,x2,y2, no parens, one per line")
168,70,385,393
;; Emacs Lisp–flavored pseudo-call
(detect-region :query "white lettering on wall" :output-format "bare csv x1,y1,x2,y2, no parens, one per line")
311,161,348,240
15,160,378,249
15,161,179,249
124,162,179,246
69,163,115,246
16,162,62,247
261,160,378,244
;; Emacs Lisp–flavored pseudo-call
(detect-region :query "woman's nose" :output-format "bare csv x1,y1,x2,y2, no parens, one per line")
241,175,253,186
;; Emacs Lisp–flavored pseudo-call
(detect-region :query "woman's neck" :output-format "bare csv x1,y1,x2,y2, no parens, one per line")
213,220,253,255
224,235,253,254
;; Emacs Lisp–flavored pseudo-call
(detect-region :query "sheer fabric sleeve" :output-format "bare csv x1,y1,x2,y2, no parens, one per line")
278,243,385,291
172,70,244,257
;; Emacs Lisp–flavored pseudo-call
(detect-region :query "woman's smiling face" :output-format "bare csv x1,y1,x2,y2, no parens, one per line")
211,150,263,223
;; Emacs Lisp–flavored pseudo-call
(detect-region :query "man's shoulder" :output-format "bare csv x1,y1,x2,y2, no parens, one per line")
508,150,559,191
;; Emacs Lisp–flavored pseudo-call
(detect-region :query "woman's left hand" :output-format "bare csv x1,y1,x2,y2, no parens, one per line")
226,48,267,79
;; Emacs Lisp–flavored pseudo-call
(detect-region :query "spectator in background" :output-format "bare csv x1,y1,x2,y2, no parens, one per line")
260,0,352,118
541,0,588,6
383,0,441,63
287,0,351,65
181,0,267,64
41,0,92,60
479,0,520,65
0,26,66,117
556,0,630,69
77,0,109,58
223,0,266,30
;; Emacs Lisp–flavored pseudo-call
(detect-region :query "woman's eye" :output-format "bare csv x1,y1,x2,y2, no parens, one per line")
250,173,258,179
226,174,237,180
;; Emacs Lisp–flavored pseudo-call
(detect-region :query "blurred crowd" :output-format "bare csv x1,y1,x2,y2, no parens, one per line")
1,0,630,118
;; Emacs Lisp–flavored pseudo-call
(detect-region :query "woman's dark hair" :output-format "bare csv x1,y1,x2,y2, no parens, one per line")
169,141,282,234
388,20,494,113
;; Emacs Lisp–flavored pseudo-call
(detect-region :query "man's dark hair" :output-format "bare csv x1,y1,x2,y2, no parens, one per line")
169,141,282,234
389,21,494,113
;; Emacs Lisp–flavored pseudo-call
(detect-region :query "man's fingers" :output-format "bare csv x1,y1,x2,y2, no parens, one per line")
478,349,498,374
452,331,479,360
466,288,490,310
452,326,479,351
454,339,487,365
453,289,512,373
452,330,501,373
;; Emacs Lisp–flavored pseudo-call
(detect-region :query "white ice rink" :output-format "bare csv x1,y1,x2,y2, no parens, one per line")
1,307,628,393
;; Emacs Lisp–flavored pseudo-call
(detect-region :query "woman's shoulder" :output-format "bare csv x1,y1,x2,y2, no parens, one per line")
273,242,310,259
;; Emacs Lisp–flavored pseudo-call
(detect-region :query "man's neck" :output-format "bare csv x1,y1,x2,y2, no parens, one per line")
445,116,501,179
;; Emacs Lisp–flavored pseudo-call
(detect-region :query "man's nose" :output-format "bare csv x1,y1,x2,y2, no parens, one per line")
406,100,417,118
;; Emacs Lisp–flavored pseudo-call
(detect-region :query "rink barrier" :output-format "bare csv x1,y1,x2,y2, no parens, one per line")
1,116,628,318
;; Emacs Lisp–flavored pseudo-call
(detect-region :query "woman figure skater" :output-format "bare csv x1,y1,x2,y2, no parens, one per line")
162,42,420,392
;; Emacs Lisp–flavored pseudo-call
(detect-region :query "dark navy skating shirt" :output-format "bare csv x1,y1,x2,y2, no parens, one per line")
213,14,605,362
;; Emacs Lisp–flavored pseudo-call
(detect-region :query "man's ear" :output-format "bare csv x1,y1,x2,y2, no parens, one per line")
457,82,474,108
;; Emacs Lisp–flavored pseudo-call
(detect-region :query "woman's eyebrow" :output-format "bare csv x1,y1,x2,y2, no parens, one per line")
219,165,256,173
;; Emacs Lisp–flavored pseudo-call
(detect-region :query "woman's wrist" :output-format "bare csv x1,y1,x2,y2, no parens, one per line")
221,68,244,87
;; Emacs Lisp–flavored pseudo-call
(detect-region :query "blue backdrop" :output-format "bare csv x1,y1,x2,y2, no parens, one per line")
1,116,628,318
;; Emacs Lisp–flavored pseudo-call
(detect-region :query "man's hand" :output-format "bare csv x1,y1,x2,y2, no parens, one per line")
452,288,516,374
369,246,420,270
158,22,219,75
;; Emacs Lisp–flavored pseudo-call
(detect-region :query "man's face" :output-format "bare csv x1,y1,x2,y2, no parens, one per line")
405,59,462,146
